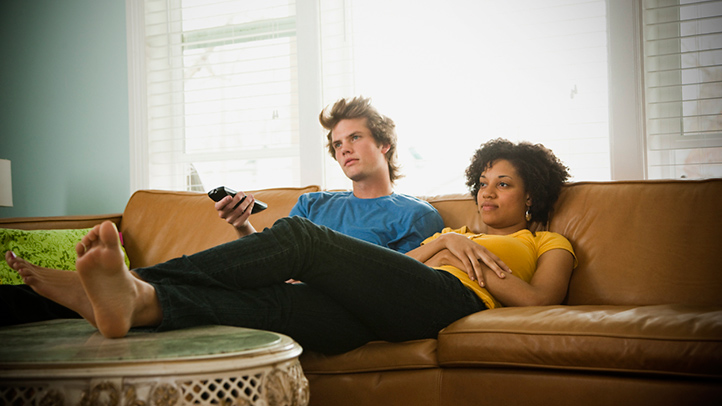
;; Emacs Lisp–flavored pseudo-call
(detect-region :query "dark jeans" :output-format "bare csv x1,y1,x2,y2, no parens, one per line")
0,284,81,325
136,216,485,354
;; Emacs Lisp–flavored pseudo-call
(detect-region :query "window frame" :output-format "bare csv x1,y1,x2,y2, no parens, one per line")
607,0,647,180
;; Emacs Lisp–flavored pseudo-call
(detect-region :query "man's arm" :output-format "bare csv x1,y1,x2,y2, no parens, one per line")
391,210,444,253
288,194,308,218
215,191,258,238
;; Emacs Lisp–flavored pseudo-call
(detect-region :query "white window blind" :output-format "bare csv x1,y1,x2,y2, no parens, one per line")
642,0,722,179
143,0,302,192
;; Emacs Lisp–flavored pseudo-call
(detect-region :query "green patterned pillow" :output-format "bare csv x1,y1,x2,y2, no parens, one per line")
0,227,131,285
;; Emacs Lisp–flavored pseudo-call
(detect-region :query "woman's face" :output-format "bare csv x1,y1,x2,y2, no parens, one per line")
476,159,531,235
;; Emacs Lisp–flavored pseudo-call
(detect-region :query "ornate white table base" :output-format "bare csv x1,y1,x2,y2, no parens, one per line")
0,319,309,406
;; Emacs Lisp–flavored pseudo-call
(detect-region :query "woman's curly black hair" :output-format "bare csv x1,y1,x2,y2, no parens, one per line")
465,138,570,225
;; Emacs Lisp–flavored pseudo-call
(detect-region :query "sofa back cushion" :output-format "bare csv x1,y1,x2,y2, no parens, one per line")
120,186,320,268
550,179,722,307
423,193,485,233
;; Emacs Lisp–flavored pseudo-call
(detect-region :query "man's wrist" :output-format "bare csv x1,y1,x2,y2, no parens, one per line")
235,222,256,237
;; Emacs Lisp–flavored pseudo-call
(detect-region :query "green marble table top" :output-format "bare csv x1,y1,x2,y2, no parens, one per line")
0,319,283,364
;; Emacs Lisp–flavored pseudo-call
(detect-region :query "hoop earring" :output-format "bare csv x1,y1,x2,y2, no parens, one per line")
525,207,532,222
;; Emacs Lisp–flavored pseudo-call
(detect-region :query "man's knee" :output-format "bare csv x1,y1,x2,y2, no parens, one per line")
272,216,318,234
270,216,335,250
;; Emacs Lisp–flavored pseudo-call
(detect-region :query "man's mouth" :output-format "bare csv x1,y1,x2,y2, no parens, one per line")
344,158,358,167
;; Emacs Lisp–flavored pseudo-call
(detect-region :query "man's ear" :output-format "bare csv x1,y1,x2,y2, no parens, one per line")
380,143,391,154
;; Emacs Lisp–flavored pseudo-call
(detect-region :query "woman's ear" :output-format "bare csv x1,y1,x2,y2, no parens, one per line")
526,194,532,207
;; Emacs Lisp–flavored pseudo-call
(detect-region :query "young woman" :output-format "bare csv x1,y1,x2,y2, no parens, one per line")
5,138,575,355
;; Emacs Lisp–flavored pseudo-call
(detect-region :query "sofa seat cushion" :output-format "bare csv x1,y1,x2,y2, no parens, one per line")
438,305,722,378
300,339,438,374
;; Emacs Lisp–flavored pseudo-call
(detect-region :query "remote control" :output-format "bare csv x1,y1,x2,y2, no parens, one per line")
208,186,268,214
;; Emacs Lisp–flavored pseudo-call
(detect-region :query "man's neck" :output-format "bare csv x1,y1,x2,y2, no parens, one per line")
351,179,394,199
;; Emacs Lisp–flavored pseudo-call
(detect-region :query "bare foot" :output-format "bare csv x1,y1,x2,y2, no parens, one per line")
76,221,161,338
4,251,96,326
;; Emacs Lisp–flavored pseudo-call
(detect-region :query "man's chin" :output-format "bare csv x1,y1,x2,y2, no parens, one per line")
346,172,366,183
342,167,360,179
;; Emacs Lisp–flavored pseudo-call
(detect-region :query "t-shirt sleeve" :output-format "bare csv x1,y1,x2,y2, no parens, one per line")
538,232,578,268
392,210,445,253
288,194,310,218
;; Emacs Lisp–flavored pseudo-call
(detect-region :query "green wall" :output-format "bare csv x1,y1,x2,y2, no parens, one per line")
0,0,130,219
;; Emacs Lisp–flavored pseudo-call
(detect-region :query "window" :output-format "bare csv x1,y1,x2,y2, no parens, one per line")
320,0,612,194
136,0,305,192
129,0,719,196
642,0,722,179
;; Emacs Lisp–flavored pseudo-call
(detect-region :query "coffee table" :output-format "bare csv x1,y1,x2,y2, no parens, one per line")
0,319,309,405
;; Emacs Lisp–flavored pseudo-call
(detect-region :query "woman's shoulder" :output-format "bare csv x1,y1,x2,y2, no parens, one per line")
530,231,576,259
532,230,570,242
509,230,573,249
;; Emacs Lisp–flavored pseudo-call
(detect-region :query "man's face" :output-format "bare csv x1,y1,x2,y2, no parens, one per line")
330,118,390,183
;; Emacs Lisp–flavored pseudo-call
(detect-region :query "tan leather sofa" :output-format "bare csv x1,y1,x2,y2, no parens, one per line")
2,180,721,406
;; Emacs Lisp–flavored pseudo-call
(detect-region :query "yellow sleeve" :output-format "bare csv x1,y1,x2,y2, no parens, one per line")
537,232,578,268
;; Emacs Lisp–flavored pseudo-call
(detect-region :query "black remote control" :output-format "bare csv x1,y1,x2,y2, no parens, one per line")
208,186,268,214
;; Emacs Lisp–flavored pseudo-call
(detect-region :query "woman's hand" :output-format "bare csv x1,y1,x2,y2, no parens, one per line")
215,192,257,237
417,233,509,287
436,233,511,287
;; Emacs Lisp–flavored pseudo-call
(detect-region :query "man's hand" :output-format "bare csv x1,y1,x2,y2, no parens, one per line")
215,191,257,237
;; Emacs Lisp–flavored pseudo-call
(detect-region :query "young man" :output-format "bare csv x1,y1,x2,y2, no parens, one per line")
214,96,442,253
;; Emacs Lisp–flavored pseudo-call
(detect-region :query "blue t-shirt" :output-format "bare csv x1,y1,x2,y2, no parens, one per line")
289,191,444,253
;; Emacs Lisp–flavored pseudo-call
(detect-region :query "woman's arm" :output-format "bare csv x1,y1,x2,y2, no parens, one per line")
481,248,574,307
406,233,512,287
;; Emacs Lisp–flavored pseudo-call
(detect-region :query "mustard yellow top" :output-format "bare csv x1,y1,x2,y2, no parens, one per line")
422,227,577,309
